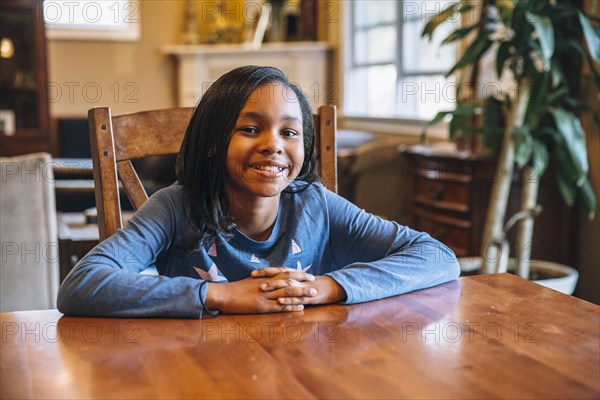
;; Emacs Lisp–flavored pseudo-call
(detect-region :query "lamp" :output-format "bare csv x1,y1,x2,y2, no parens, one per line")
0,37,15,59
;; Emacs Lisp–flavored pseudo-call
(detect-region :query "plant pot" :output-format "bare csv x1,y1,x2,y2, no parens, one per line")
458,257,579,295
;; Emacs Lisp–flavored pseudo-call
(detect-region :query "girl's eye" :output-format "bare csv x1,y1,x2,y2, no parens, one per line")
240,127,258,134
281,129,300,138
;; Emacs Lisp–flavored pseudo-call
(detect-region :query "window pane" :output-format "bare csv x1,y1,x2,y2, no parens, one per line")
346,65,397,118
402,18,457,73
355,0,397,28
355,26,397,64
402,0,457,21
44,0,132,28
397,74,457,119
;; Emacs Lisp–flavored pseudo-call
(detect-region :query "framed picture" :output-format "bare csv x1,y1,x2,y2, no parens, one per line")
241,3,271,49
0,110,16,136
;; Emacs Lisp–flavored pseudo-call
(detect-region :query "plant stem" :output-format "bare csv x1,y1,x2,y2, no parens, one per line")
515,165,540,279
479,80,530,274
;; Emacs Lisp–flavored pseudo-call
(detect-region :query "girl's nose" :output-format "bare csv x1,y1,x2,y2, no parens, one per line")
259,129,283,155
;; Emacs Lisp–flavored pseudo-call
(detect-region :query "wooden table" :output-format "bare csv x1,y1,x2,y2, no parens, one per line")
1,274,598,399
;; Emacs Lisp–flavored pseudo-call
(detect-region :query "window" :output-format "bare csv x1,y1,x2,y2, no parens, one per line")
43,0,140,41
345,0,459,121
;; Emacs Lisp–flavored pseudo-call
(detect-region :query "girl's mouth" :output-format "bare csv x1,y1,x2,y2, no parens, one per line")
250,164,287,173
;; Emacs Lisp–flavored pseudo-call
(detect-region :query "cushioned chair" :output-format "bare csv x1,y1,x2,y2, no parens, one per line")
89,105,337,241
0,152,59,311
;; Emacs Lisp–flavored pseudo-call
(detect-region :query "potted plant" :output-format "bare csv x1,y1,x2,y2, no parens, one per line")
421,0,599,293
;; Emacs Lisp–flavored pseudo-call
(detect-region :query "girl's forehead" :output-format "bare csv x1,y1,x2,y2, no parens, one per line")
243,83,300,108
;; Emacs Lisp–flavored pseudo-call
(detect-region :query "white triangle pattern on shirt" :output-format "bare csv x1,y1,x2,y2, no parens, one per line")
297,260,311,272
291,239,301,255
250,254,261,263
193,263,228,282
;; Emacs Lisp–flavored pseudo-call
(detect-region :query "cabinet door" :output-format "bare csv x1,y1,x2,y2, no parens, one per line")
0,0,50,156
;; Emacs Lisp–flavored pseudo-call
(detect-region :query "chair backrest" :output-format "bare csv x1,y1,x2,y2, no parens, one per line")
89,105,337,240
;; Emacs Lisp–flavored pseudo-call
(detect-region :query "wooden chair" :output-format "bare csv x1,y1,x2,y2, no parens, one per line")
89,105,337,240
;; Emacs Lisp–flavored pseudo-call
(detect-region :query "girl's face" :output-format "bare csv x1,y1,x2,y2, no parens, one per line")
224,83,305,201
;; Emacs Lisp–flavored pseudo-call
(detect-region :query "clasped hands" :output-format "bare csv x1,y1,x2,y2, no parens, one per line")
205,267,346,314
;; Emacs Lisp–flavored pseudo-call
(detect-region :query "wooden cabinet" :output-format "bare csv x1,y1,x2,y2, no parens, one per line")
401,146,576,266
0,0,50,156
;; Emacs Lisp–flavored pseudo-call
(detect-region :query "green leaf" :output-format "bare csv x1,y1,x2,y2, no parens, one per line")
442,22,479,45
512,126,533,168
526,12,554,71
449,113,468,139
447,34,493,77
421,110,452,140
422,2,460,40
549,107,589,185
579,179,597,220
545,86,569,106
554,166,577,206
579,11,600,62
552,139,585,186
531,140,549,175
426,110,455,127
550,60,563,88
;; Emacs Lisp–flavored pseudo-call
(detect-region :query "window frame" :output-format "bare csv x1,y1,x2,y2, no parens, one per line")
341,0,458,133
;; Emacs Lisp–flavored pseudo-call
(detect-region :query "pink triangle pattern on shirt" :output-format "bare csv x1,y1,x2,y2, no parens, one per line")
250,254,261,263
207,242,217,257
193,263,228,282
291,239,301,255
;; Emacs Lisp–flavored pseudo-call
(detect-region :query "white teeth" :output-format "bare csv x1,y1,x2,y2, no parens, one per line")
253,165,284,172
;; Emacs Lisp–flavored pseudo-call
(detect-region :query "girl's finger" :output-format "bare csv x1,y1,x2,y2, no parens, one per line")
251,267,293,278
277,296,314,306
258,272,315,288
276,304,304,312
264,285,317,299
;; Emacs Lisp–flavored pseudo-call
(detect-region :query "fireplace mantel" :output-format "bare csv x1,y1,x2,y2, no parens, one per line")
162,42,331,109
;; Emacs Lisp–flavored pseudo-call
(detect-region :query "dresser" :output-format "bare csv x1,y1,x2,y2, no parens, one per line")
401,145,576,266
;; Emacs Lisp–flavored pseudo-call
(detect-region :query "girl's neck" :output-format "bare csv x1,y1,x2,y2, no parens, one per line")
227,193,280,242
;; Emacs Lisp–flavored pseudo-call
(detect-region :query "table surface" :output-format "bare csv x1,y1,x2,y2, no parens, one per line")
1,273,598,399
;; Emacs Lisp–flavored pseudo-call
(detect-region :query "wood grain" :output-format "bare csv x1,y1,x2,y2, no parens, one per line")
1,274,598,399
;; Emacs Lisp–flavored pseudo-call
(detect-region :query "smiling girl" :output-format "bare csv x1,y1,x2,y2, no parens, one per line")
57,66,459,318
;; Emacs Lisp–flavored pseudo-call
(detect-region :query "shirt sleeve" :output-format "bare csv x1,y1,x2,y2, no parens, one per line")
56,187,207,318
322,187,460,304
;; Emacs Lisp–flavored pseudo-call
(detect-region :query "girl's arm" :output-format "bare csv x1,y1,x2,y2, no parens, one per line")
57,187,206,318
253,185,459,306
58,186,317,317
322,188,460,304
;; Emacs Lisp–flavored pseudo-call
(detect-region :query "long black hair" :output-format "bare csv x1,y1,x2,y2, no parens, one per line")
176,65,318,246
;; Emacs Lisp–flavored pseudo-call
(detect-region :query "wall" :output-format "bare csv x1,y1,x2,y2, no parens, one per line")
47,1,186,117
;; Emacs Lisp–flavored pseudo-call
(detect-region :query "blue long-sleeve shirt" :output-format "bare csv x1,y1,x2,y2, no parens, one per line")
57,181,459,318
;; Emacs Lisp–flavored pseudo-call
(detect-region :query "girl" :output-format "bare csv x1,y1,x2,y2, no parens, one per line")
57,66,459,318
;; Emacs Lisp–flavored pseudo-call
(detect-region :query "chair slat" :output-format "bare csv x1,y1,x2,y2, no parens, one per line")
89,107,122,240
317,105,338,193
117,160,148,209
112,108,193,161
